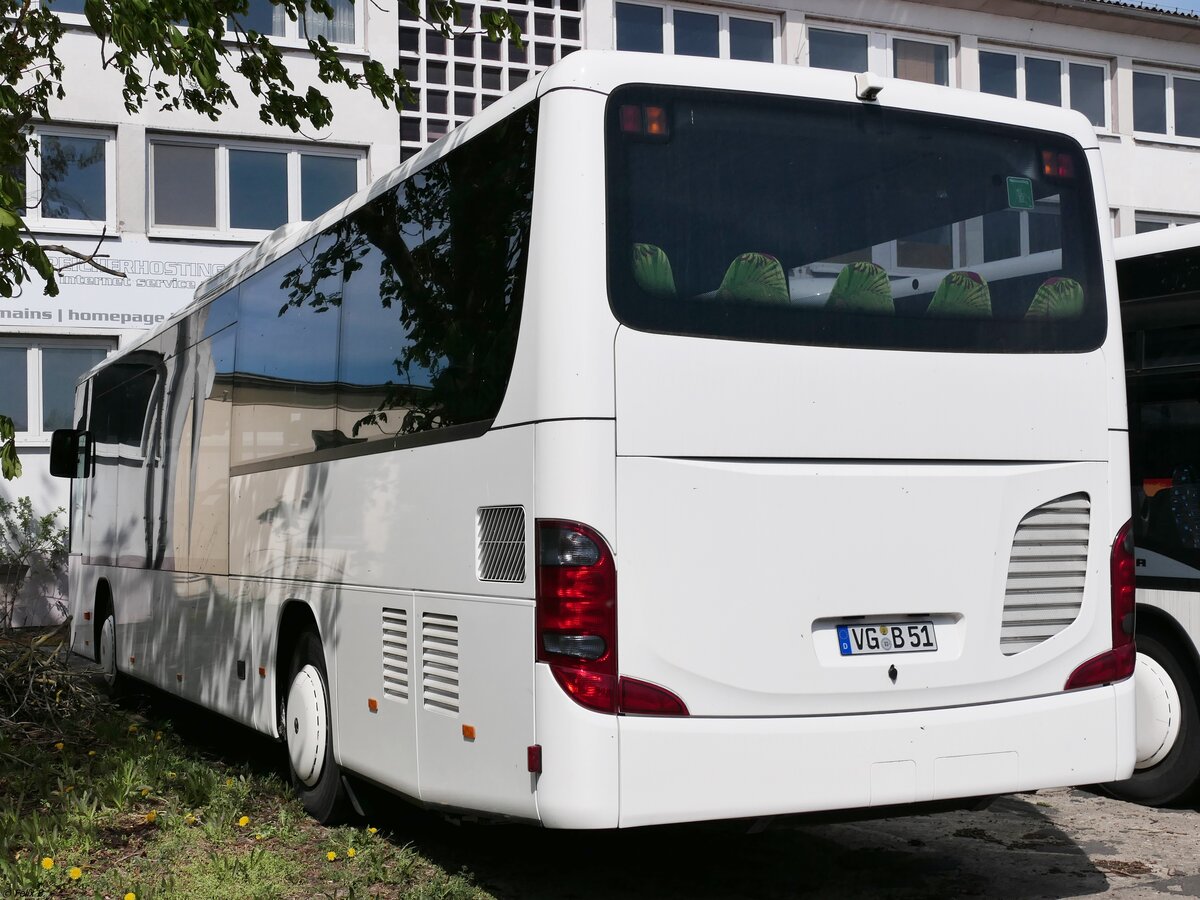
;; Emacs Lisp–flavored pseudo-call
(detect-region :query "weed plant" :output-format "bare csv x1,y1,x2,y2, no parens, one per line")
0,626,492,899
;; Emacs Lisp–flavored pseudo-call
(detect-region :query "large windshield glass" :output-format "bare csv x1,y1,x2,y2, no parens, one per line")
606,86,1106,352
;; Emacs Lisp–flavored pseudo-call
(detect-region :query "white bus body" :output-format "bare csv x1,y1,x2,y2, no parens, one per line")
1106,223,1200,806
55,52,1135,828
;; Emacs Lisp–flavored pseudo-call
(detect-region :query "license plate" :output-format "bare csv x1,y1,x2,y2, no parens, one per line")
837,621,937,656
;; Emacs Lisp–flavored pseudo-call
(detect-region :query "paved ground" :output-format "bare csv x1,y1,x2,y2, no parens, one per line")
403,788,1200,899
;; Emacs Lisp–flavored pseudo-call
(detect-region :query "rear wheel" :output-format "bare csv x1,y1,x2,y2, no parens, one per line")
284,631,351,823
95,610,126,698
1101,632,1200,806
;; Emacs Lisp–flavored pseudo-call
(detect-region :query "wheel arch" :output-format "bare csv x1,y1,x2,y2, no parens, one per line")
93,578,114,664
1137,604,1200,691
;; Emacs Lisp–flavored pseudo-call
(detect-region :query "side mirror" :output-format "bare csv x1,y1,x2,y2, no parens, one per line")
49,429,92,479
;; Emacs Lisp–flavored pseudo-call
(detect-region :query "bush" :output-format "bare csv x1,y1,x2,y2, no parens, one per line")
0,497,67,631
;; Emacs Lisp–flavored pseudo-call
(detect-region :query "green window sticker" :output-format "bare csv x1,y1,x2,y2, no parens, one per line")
1007,176,1034,210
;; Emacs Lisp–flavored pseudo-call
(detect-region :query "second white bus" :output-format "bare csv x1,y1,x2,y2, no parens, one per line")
53,51,1134,827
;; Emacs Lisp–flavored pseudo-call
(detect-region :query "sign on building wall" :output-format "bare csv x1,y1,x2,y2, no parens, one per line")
0,238,241,332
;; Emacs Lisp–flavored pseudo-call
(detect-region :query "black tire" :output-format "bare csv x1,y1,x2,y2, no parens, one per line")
1101,632,1200,807
284,630,351,824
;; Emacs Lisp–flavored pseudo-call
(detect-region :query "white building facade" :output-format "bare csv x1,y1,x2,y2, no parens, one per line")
0,0,400,622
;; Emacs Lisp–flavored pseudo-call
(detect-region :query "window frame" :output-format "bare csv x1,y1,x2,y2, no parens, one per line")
0,337,114,444
147,136,366,241
978,46,1111,132
1132,66,1200,146
20,125,117,235
613,0,781,64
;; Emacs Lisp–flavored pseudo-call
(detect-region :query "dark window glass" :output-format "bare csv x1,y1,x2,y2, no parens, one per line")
607,86,1105,353
229,149,287,231
562,18,580,40
1175,77,1200,139
428,61,448,84
893,39,947,86
483,67,502,90
979,51,1017,98
1069,63,1105,128
92,357,158,448
809,29,867,74
1025,57,1061,107
42,347,106,432
301,154,357,221
154,144,216,227
0,348,27,431
674,10,718,59
41,134,106,221
1135,219,1169,234
616,2,663,54
982,210,1021,263
1134,72,1167,134
234,0,284,35
534,43,554,66
399,29,419,53
729,18,773,63
330,106,538,444
455,94,475,116
46,0,86,13
233,233,343,462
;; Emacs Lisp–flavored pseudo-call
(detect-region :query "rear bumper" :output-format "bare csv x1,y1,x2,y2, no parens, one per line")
611,678,1133,827
533,663,1133,828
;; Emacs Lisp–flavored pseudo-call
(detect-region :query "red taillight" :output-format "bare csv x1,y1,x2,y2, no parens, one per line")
536,519,688,716
1065,520,1136,690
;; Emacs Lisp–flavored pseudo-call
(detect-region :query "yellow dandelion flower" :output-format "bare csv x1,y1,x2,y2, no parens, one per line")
140,788,150,797
128,725,138,734
166,772,176,780
68,867,82,880
237,815,249,827
144,810,157,824
184,814,196,826
125,893,137,900
347,847,356,858
41,857,53,870
254,833,263,841
154,732,162,742
225,777,234,786
367,826,377,834
327,851,337,861
87,750,96,757
54,742,64,751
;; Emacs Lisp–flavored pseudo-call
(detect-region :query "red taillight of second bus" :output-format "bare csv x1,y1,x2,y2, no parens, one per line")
1064,520,1136,690
536,520,688,716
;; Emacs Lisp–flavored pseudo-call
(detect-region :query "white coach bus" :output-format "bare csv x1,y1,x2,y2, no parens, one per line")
51,51,1135,828
1104,223,1200,806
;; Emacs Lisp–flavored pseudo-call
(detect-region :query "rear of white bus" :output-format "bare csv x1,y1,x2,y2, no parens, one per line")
518,55,1135,828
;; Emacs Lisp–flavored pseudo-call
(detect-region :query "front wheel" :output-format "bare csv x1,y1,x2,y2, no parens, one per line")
284,631,351,823
96,612,125,698
1100,632,1200,806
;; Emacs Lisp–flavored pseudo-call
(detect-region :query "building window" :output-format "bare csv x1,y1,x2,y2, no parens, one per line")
808,27,868,73
149,139,363,237
18,128,115,232
1135,213,1200,234
892,38,950,86
0,339,111,440
979,50,1107,129
614,2,779,63
229,0,358,45
1134,70,1200,139
399,0,584,161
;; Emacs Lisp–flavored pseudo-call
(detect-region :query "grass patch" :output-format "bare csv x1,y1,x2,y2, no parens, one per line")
0,626,494,899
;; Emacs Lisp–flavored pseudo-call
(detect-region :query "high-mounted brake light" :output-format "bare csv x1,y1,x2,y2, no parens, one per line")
1041,149,1075,180
617,104,670,139
1065,520,1136,690
536,520,688,716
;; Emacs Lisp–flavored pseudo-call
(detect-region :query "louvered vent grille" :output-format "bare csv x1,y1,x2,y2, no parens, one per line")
421,612,460,715
382,607,409,702
1001,493,1090,656
477,505,526,583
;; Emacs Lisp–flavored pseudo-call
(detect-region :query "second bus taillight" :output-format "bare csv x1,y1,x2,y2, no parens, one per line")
536,519,687,716
1064,520,1136,690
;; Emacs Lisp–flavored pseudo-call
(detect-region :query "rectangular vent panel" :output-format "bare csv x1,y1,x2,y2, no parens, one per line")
477,505,526,583
382,607,409,702
422,612,460,715
1001,493,1090,656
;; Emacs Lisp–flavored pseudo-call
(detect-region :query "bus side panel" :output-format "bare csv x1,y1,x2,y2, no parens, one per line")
228,426,538,818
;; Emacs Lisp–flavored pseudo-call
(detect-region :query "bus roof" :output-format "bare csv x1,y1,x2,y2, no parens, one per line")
1115,222,1200,261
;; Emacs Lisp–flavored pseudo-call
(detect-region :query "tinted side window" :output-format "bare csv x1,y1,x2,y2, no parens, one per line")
91,357,159,449
329,106,537,444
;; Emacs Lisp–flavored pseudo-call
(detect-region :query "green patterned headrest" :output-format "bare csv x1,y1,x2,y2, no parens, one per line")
927,271,992,318
716,252,789,303
632,243,677,299
826,261,894,314
1026,276,1084,319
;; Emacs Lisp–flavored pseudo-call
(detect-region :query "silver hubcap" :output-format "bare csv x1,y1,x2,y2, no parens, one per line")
1134,651,1181,770
286,664,327,787
99,617,116,686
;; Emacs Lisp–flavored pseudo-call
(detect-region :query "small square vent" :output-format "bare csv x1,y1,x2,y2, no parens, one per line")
477,505,526,583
